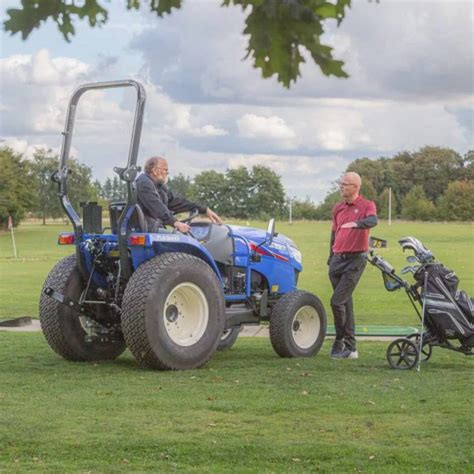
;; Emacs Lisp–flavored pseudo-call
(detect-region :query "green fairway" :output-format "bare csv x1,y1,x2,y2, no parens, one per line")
0,221,473,472
0,334,472,472
1,220,473,326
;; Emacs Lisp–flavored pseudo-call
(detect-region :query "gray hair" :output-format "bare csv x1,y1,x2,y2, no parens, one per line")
144,156,166,174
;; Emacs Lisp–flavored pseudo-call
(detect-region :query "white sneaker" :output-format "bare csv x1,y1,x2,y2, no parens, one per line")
347,350,358,359
331,348,358,359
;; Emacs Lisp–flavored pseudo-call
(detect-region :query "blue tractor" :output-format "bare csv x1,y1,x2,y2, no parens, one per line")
40,80,327,370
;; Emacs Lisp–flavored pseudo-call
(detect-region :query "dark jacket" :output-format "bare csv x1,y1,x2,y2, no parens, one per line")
136,173,207,226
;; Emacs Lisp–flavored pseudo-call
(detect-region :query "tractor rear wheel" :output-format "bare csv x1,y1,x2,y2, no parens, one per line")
39,255,126,361
269,291,326,358
121,253,225,370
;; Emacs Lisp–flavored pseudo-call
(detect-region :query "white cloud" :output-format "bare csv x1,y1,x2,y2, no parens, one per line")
128,1,472,160
226,153,347,202
130,0,473,106
0,49,91,134
189,125,228,137
237,114,296,148
144,81,229,138
1,137,77,160
1,1,472,204
228,154,289,174
145,82,192,131
0,49,90,87
232,100,469,154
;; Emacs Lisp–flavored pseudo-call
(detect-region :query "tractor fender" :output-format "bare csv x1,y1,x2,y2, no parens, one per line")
155,242,223,283
129,234,223,283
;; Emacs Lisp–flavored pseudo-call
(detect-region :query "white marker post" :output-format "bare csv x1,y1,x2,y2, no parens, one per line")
8,215,17,259
388,187,392,226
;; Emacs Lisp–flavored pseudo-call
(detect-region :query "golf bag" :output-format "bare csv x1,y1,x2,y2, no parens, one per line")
369,237,473,367
414,263,474,346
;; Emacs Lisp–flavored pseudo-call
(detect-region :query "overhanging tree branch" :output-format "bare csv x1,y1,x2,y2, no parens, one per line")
3,0,351,88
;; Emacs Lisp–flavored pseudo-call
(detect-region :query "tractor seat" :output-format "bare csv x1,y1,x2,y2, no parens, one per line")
109,202,148,234
190,222,234,265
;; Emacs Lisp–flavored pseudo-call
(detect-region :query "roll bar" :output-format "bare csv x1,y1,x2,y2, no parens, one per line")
54,80,146,279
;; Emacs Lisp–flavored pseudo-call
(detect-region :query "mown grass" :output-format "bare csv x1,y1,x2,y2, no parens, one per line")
0,221,473,472
0,334,473,472
1,220,473,326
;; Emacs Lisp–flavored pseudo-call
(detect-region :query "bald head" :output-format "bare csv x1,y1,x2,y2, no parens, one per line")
339,172,362,202
344,172,361,188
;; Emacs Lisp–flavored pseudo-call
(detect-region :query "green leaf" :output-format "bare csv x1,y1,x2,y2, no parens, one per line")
3,0,352,87
127,0,141,9
232,0,349,87
4,0,108,41
313,3,338,19
149,0,182,16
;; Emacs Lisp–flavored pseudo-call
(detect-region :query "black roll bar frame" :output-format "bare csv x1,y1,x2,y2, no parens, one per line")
53,79,146,280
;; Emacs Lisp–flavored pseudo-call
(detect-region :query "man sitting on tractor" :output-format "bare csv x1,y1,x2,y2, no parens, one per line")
136,156,222,233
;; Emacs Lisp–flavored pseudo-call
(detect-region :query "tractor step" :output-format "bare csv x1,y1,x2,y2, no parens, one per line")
225,305,259,328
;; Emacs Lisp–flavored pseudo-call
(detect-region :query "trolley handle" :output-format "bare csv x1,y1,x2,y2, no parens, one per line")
368,252,395,274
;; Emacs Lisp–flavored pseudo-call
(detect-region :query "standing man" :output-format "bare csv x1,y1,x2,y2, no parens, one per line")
328,172,377,359
136,156,222,233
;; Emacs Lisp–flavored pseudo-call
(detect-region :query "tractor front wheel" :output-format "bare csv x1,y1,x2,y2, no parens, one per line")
269,291,327,358
217,326,241,351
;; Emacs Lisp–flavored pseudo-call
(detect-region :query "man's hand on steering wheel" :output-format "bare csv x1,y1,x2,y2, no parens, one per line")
174,208,222,234
206,208,222,224
173,221,191,233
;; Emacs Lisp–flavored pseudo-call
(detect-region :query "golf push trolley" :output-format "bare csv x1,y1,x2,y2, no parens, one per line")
368,237,474,370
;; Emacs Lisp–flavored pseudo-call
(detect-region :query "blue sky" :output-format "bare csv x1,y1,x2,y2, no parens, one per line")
1,0,473,203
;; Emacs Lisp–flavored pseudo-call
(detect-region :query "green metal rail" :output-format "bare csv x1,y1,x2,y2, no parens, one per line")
326,325,418,337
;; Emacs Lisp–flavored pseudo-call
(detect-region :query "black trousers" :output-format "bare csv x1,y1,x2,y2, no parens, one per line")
328,254,367,351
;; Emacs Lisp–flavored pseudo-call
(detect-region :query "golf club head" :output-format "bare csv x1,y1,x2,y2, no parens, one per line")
398,236,434,263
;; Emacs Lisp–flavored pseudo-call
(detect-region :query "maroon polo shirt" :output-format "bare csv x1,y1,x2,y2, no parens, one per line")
332,195,377,253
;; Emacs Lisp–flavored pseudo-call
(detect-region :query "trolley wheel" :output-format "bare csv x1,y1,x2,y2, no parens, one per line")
407,333,432,362
386,337,419,370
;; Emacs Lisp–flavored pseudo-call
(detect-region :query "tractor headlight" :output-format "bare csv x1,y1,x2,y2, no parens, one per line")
289,246,302,264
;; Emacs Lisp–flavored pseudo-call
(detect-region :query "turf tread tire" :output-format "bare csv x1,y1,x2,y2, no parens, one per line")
39,255,126,361
121,252,225,370
269,290,326,358
217,326,240,351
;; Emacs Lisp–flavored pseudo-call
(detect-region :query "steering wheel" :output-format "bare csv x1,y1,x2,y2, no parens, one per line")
180,207,200,224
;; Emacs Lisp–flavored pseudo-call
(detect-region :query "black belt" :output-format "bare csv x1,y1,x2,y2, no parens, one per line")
334,252,367,260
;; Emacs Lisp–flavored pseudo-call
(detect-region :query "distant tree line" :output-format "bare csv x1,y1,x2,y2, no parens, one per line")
167,167,286,219
0,147,286,226
306,146,473,221
0,147,100,227
96,165,287,220
0,145,472,228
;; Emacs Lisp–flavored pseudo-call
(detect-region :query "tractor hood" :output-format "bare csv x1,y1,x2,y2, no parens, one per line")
229,225,295,248
229,225,302,268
